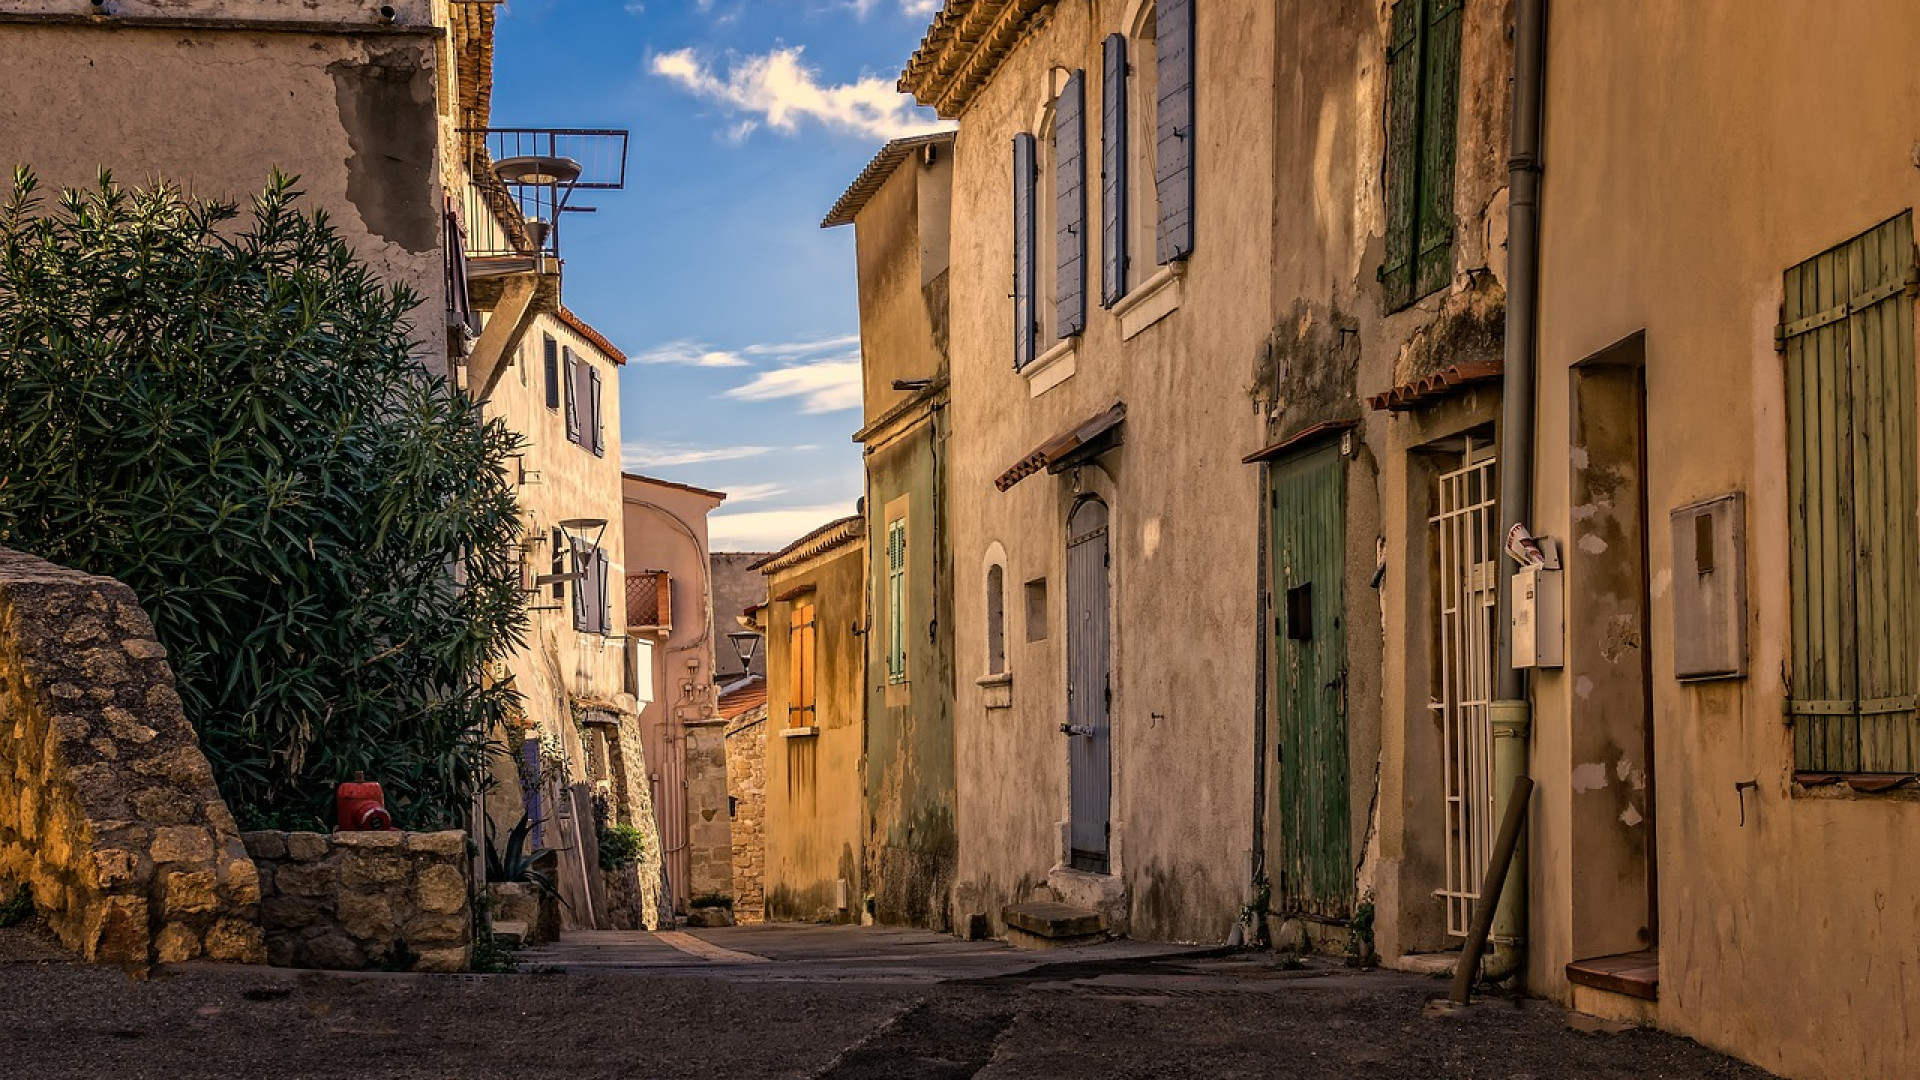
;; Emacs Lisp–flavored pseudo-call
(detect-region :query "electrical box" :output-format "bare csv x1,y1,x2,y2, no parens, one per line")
1512,564,1564,669
1670,493,1747,681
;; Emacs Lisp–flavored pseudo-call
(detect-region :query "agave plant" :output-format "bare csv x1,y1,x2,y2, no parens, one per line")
485,814,563,903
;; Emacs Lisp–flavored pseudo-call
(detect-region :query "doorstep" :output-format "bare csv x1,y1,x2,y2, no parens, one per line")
1566,949,1659,1000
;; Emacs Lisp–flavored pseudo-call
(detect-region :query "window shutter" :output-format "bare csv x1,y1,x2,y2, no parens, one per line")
1101,34,1129,307
1415,0,1464,300
1012,132,1038,369
563,348,580,443
544,336,560,410
550,527,565,598
1380,0,1423,311
588,364,605,456
1784,212,1920,773
571,538,588,631
596,548,611,636
887,520,907,683
1154,0,1195,264
1055,70,1088,340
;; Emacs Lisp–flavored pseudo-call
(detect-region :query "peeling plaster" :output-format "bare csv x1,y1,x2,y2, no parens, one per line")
1571,762,1610,792
1619,805,1644,827
1578,534,1609,555
1575,674,1595,700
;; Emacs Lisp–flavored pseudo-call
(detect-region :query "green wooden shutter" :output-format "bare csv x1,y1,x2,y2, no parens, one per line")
1785,211,1919,772
1380,0,1423,311
887,518,907,684
1414,0,1463,300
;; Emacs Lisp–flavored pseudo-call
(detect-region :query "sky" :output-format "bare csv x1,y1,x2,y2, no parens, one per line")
488,0,951,551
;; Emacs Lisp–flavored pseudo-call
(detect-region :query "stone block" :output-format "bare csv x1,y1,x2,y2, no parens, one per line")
299,930,365,971
415,864,467,915
121,639,168,661
266,936,297,968
413,946,469,974
261,896,324,930
339,854,408,889
336,892,395,942
162,869,220,917
86,895,149,965
218,858,261,906
101,706,156,745
409,831,467,859
332,830,404,850
155,922,202,964
92,848,140,889
131,787,198,825
203,919,265,964
271,862,336,899
403,912,469,948
150,826,214,865
284,832,330,862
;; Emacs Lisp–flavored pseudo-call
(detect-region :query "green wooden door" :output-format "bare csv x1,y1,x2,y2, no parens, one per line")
1271,443,1353,919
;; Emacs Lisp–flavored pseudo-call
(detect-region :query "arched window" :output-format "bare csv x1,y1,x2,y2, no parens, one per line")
986,563,1007,675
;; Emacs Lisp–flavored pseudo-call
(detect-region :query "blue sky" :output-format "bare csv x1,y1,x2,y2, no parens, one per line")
490,0,949,551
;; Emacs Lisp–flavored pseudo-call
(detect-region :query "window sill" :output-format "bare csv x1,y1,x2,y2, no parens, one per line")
1023,337,1077,397
977,672,1012,711
779,725,820,739
1113,261,1186,340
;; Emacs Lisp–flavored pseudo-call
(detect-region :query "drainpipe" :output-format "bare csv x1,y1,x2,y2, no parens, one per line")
1485,0,1548,986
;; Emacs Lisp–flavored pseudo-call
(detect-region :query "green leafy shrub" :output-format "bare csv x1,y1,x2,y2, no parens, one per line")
485,814,561,903
597,823,646,871
0,169,527,828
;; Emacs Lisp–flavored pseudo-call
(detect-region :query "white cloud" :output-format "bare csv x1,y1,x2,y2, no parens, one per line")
651,46,953,141
708,503,858,552
622,441,779,469
630,339,750,368
723,358,862,414
741,334,860,357
721,483,788,504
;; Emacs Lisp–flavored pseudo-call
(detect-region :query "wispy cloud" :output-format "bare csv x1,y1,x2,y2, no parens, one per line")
708,503,859,552
721,483,788,504
651,46,952,141
723,358,862,414
622,441,781,469
842,0,940,17
630,339,750,368
741,334,860,357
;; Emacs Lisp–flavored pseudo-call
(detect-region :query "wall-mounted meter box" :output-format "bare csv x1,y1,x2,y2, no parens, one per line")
1670,492,1747,680
1512,563,1564,669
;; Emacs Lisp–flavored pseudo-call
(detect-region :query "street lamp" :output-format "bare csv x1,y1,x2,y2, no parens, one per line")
726,630,762,676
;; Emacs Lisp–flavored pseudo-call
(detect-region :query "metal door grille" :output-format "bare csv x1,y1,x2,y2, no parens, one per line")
1432,441,1498,938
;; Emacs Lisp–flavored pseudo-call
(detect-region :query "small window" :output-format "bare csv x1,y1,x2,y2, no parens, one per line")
886,517,908,685
1024,577,1049,643
789,601,818,727
986,564,1007,674
543,335,560,410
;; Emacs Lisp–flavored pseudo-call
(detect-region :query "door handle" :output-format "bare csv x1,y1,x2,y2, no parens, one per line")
1060,723,1094,737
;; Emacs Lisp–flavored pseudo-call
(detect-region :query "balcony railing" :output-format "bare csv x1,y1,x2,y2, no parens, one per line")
460,128,629,259
626,570,672,633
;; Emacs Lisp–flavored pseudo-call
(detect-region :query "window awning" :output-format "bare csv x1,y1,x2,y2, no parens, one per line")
1367,360,1503,412
1242,419,1358,464
995,403,1126,492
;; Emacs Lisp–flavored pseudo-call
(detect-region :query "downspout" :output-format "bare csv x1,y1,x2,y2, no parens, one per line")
1485,0,1547,985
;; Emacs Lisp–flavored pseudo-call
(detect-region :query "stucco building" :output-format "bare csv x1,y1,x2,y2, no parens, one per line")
826,131,961,931
754,516,866,923
622,473,732,914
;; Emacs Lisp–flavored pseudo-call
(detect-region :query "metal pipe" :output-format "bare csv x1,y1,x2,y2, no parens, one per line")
1487,0,1549,985
1450,775,1535,1004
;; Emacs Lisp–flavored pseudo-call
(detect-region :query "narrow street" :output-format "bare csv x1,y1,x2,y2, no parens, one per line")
0,924,1774,1080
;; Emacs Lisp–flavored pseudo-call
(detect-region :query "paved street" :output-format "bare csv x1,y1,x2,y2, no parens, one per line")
0,923,1777,1080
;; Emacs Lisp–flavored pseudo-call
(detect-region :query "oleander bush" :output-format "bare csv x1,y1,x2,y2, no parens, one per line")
0,168,526,829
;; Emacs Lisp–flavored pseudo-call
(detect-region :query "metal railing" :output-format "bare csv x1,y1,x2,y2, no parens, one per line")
1432,440,1500,939
459,128,628,259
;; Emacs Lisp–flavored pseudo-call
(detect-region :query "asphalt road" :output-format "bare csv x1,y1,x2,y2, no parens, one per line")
0,923,1780,1080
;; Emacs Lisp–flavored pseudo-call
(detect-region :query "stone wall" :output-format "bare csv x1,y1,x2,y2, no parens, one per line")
725,706,767,922
0,548,264,965
685,719,733,902
244,830,470,972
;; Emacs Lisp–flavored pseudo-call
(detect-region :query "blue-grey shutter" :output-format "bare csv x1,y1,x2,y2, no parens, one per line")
588,364,605,456
595,547,611,635
571,538,588,630
1154,0,1195,264
543,335,560,410
1101,34,1128,307
1055,70,1087,340
1012,132,1038,369
562,347,580,443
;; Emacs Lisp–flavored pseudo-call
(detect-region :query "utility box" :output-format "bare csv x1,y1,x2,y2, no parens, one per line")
1512,564,1564,669
1670,493,1747,680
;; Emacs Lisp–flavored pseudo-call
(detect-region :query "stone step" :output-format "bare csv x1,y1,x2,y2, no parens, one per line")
491,920,528,950
1002,901,1105,947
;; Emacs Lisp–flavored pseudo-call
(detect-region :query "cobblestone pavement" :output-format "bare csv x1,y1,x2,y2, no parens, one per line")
0,924,1780,1080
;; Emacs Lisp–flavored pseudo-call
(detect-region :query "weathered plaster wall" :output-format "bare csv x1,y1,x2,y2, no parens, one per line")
725,704,767,922
244,829,470,972
850,140,959,933
944,0,1270,943
1527,6,1920,1078
0,16,452,368
0,548,264,966
763,541,866,923
622,475,727,913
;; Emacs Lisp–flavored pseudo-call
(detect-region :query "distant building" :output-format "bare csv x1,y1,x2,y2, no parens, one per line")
718,676,769,924
621,473,731,915
753,515,865,923
710,552,773,683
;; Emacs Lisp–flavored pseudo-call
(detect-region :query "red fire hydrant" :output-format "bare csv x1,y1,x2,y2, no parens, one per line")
336,778,395,832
